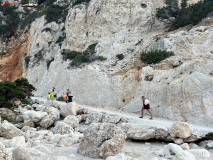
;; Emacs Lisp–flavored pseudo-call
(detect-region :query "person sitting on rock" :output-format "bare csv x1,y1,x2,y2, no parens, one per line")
139,96,153,120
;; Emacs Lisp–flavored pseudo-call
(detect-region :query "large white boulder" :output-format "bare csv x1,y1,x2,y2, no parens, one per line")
188,149,210,158
127,125,155,140
52,121,74,135
22,110,47,123
0,142,11,160
10,136,26,148
0,121,27,139
57,132,83,147
40,107,60,129
77,123,126,159
170,122,193,139
12,147,34,160
60,102,79,117
63,115,79,128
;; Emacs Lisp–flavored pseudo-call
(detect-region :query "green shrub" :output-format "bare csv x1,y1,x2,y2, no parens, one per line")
57,96,65,101
156,0,213,30
140,50,174,64
4,102,13,109
116,54,124,60
1,116,23,124
34,50,44,64
72,0,91,7
14,77,36,97
46,58,54,70
21,98,31,105
61,43,106,67
56,32,66,47
0,78,34,109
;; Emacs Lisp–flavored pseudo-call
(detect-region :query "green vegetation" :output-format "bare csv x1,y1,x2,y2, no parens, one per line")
1,116,23,124
25,56,31,68
156,0,213,30
72,0,91,7
140,50,174,64
56,32,66,47
46,58,54,70
0,78,35,109
34,50,44,64
116,54,124,60
0,0,69,40
21,98,31,105
61,43,107,67
57,96,65,101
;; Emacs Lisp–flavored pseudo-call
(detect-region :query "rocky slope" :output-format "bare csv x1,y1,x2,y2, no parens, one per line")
0,0,213,127
0,98,213,160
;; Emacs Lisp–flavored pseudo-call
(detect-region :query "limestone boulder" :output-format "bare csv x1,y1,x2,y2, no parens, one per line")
63,115,79,128
60,102,79,117
52,101,59,108
207,141,213,149
40,107,60,129
0,121,27,139
0,142,11,160
52,121,74,135
57,132,83,147
170,122,193,139
106,153,137,160
13,147,34,160
10,136,26,148
188,149,210,158
161,143,196,160
77,123,126,159
127,125,155,140
22,110,47,123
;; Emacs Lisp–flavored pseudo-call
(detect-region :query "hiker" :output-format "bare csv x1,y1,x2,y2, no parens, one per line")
66,89,73,103
52,87,57,99
47,92,51,101
139,96,153,120
50,92,54,100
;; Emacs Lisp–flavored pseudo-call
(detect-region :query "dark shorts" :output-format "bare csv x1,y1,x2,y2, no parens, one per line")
143,104,150,110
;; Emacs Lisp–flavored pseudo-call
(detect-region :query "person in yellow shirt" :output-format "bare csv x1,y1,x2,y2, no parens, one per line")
47,92,51,101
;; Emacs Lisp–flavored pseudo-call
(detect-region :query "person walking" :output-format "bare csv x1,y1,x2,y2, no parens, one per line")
139,96,153,120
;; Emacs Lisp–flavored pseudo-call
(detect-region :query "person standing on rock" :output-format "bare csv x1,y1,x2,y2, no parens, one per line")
139,96,153,120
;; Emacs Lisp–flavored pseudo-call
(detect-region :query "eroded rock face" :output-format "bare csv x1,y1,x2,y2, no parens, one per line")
170,122,193,139
77,123,126,159
52,121,74,135
0,142,11,160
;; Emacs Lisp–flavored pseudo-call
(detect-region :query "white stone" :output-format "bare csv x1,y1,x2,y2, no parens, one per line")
60,102,79,117
188,149,210,158
106,153,137,160
63,115,79,128
52,121,74,135
10,136,26,148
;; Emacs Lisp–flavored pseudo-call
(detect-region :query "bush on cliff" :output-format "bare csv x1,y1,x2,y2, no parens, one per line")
140,50,174,64
0,78,35,109
61,43,106,67
156,0,213,30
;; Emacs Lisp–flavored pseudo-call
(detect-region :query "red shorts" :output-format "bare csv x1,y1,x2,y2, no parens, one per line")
143,104,150,110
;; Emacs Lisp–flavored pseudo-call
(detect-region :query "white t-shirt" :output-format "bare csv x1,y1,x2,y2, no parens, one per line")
144,99,150,105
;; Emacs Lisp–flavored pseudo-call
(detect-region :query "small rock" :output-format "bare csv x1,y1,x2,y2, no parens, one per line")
52,101,59,108
180,143,190,150
174,138,183,145
189,143,199,149
106,153,137,160
207,141,213,149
